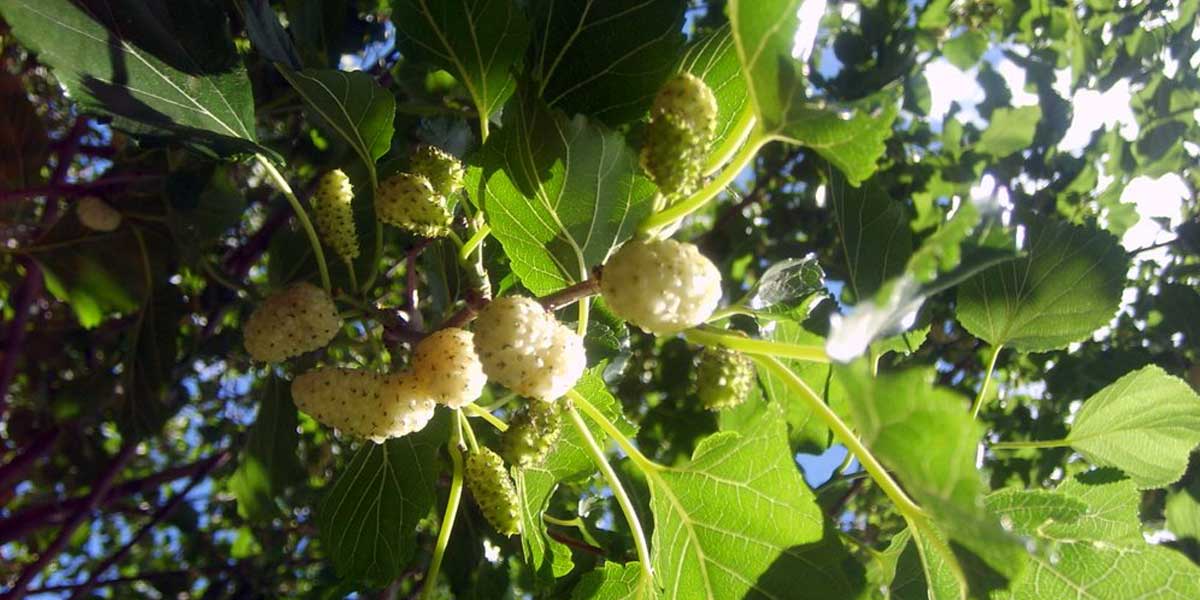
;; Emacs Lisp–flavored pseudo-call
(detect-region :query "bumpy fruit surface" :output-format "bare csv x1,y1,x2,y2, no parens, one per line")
640,73,718,196
313,169,359,261
410,328,487,408
500,401,562,468
600,238,722,334
472,296,586,402
76,196,122,232
465,447,521,536
376,173,451,238
244,282,341,362
651,73,718,135
409,145,464,197
640,114,708,196
695,346,754,410
292,368,436,443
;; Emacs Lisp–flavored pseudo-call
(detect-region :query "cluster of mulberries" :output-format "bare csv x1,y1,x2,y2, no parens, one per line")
76,196,122,232
601,238,722,334
695,346,754,410
243,283,342,363
472,296,587,402
376,145,463,238
640,73,718,197
292,368,436,443
410,328,488,408
465,447,521,536
313,169,359,263
500,401,563,468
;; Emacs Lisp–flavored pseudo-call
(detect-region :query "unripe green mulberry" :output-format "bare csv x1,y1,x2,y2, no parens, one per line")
600,238,722,334
313,169,359,262
500,401,562,468
244,282,341,362
291,368,436,442
376,173,451,238
76,196,122,232
651,73,718,135
640,73,718,196
695,346,754,410
465,447,521,536
410,328,487,408
409,145,464,197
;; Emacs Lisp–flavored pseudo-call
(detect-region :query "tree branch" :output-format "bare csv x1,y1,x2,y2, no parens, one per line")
0,450,231,544
1,443,136,600
66,449,232,600
0,424,61,495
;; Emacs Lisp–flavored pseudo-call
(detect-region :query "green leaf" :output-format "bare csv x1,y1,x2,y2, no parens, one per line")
279,68,396,187
646,407,864,599
830,177,913,304
975,106,1042,158
519,370,633,580
983,470,1200,598
393,0,529,128
1065,365,1200,488
1166,478,1200,542
740,256,826,315
317,416,447,585
573,562,655,600
230,375,303,521
942,31,988,70
837,363,1025,596
778,98,900,186
34,229,146,328
679,25,753,173
957,217,1127,352
166,165,245,260
237,0,302,69
529,0,685,126
754,318,839,452
1004,541,1200,599
727,0,899,184
2,0,262,157
476,95,656,295
115,282,185,439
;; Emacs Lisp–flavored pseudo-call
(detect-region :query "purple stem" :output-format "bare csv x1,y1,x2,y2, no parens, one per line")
0,443,136,600
0,424,61,499
66,450,232,600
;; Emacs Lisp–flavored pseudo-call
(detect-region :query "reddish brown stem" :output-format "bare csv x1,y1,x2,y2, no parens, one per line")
0,450,231,544
66,450,232,600
439,278,601,330
0,424,60,498
0,175,160,202
1,443,136,600
546,529,606,556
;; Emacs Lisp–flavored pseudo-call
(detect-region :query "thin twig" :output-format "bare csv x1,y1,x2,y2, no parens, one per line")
0,450,231,544
0,424,61,494
1,444,136,600
546,529,606,556
66,450,232,600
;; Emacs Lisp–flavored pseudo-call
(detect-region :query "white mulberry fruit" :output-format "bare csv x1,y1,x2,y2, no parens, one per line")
465,447,521,536
292,368,436,443
695,346,754,410
76,196,122,232
409,145,464,197
410,328,487,408
472,296,586,402
313,169,359,262
244,282,341,362
601,238,722,334
376,173,451,238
